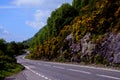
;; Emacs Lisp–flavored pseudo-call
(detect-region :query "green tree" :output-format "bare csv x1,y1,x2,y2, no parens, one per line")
47,3,78,37
0,39,6,52
72,0,89,10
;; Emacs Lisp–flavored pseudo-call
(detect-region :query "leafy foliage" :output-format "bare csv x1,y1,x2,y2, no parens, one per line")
27,0,120,65
0,39,26,78
72,0,89,10
29,3,78,48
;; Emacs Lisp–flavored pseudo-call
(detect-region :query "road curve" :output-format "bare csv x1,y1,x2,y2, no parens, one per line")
5,54,120,80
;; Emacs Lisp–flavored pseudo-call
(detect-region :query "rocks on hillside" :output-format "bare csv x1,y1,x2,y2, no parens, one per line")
61,32,120,64
60,33,95,61
95,32,120,64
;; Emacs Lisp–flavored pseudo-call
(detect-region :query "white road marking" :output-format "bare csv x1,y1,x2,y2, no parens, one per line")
68,69,91,74
25,66,51,80
45,62,120,73
22,56,25,59
96,74,120,80
53,66,65,69
44,77,48,79
44,64,51,67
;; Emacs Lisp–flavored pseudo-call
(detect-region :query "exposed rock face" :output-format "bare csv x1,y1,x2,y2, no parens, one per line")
61,32,120,64
61,34,81,54
95,32,120,63
80,33,95,56
61,33,95,61
114,53,120,63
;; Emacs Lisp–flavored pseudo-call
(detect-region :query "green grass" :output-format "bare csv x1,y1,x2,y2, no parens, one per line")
0,63,24,80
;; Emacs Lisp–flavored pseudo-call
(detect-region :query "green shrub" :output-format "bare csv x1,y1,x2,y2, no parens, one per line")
59,55,65,62
94,54,103,64
0,63,24,79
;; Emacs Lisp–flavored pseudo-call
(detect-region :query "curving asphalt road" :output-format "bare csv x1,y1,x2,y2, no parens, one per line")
5,54,120,80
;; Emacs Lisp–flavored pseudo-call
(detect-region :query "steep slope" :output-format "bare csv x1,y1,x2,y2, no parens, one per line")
28,3,78,48
27,0,120,66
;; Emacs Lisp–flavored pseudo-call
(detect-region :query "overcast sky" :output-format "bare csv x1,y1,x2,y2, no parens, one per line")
0,0,72,42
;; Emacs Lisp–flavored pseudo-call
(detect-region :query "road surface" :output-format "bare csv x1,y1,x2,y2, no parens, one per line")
5,54,120,80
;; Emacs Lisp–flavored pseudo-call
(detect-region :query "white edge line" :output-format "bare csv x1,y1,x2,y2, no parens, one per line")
96,74,120,80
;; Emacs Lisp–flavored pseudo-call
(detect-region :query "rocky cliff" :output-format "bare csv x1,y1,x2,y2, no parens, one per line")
60,32,120,64
95,32,120,64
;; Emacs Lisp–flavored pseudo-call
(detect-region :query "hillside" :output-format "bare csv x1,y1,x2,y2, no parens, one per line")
26,0,120,66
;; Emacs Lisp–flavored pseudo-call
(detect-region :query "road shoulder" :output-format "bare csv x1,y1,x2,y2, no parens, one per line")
4,69,27,80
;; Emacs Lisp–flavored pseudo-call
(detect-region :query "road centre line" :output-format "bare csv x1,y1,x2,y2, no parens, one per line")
48,64,91,74
24,61,120,80
47,62,120,73
25,66,51,80
44,64,51,67
53,66,65,69
96,74,120,80
68,68,91,74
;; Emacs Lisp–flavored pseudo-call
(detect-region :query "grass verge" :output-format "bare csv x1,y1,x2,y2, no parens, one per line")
0,63,24,80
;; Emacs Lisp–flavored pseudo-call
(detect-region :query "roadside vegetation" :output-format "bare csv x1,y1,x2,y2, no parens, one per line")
0,39,27,79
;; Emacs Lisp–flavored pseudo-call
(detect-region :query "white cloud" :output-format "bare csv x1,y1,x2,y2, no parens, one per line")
12,0,44,7
11,0,72,30
11,0,72,8
26,21,45,29
0,26,10,35
0,26,12,41
0,26,26,42
26,10,50,29
34,10,49,21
